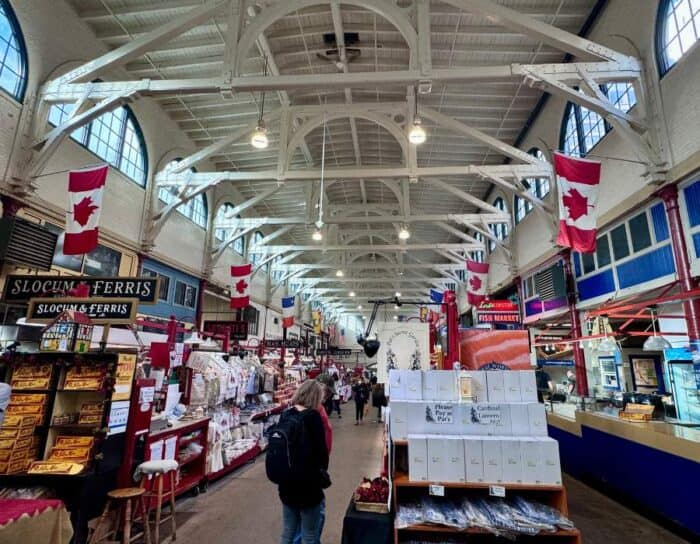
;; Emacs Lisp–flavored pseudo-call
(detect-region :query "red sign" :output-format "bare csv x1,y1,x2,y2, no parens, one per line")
477,300,518,312
476,299,520,324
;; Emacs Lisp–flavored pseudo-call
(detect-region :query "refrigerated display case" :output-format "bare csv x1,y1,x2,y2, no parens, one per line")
663,348,700,423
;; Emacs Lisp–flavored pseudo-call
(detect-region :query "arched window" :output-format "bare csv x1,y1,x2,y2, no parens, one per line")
158,159,207,228
250,230,264,266
47,102,148,185
515,148,551,224
560,83,637,157
488,197,509,252
214,203,244,254
0,0,27,101
657,0,700,74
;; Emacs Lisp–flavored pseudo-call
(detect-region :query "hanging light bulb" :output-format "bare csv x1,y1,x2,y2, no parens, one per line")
644,307,672,351
395,291,402,298
336,269,344,277
251,55,269,149
398,226,411,240
408,86,427,145
393,315,399,320
312,229,323,241
251,123,269,149
349,291,356,297
409,119,426,145
358,305,363,310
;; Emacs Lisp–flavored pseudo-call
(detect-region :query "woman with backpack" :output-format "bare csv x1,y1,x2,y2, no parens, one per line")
268,380,330,544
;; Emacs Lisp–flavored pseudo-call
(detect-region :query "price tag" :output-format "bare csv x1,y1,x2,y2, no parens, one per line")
429,484,445,497
489,485,506,498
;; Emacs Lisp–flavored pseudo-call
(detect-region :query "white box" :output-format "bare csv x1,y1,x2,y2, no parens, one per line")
408,435,428,482
481,438,503,483
519,371,538,402
510,404,531,436
445,436,466,483
538,437,562,485
501,440,523,483
464,438,484,483
422,371,438,400
436,371,457,401
407,401,427,435
460,403,493,436
492,404,512,436
520,439,542,485
405,371,423,400
528,403,548,436
427,436,449,482
389,401,409,441
459,371,488,402
486,371,505,402
388,369,405,400
503,371,522,402
424,401,458,434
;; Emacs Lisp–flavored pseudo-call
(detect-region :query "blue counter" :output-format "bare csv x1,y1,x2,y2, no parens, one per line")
548,411,700,536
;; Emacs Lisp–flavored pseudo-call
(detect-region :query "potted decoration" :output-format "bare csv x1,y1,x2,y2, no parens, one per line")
354,476,390,513
40,310,93,353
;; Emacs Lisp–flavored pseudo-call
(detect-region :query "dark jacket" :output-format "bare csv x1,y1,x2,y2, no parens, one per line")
278,408,329,508
352,382,370,405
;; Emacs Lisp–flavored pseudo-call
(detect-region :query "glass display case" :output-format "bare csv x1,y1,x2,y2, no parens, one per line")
663,348,700,423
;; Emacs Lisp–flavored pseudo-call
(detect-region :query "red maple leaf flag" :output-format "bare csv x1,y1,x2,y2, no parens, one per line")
230,264,252,309
64,165,109,255
554,152,601,253
466,260,489,306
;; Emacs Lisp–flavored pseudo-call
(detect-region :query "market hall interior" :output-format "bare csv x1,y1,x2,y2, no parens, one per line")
0,0,700,543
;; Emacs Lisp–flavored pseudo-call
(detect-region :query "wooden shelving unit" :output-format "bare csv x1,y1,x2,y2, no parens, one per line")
391,441,582,543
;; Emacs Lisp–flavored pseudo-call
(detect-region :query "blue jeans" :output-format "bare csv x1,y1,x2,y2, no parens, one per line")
281,499,324,544
291,498,325,544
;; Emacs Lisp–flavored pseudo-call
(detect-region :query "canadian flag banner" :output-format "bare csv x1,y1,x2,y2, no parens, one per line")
230,264,252,308
64,165,109,255
467,260,489,306
282,296,295,328
554,151,601,253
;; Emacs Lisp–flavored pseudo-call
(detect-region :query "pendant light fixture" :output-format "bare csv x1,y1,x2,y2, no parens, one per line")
643,306,672,351
408,86,427,145
312,112,328,240
312,228,323,241
251,55,269,149
596,316,618,353
398,225,411,240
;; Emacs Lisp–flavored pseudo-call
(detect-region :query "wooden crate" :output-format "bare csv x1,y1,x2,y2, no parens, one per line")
619,403,654,422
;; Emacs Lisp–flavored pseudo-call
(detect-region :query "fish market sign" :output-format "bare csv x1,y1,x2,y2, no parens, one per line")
27,297,139,324
3,275,159,304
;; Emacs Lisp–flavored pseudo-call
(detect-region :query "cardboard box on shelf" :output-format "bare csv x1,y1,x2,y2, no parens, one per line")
408,435,428,482
503,371,522,402
427,436,448,483
422,371,438,400
528,403,548,436
404,371,423,400
445,436,466,483
388,369,405,400
510,404,531,436
482,438,503,483
519,371,538,402
486,371,505,402
538,437,562,485
501,440,523,484
520,439,541,485
389,401,409,441
436,371,457,401
464,438,484,483
459,371,487,402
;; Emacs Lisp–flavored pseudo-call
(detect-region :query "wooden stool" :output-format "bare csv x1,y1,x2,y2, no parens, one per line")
137,460,179,543
89,487,151,544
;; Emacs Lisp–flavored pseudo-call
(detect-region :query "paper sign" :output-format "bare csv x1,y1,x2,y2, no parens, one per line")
425,403,454,424
139,386,155,404
149,440,164,461
429,484,445,497
472,405,504,425
164,436,177,461
107,400,130,435
489,485,506,497
113,354,137,401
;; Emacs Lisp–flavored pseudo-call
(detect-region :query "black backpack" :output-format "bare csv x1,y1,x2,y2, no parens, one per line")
265,408,310,485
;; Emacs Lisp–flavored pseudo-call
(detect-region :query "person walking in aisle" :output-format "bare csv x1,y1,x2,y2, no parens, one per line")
271,380,330,544
352,377,370,425
331,374,342,418
370,376,386,423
